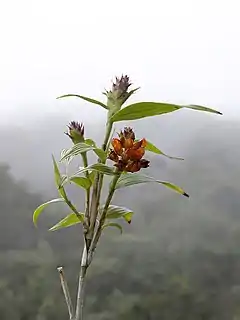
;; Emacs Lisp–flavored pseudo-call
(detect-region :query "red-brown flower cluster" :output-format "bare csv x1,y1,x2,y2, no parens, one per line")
108,127,150,173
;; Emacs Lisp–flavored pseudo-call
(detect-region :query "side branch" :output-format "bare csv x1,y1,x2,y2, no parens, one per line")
57,267,74,320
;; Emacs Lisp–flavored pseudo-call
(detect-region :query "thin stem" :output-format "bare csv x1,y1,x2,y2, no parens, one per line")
75,245,88,320
88,172,120,261
87,121,113,246
81,152,90,221
57,267,74,320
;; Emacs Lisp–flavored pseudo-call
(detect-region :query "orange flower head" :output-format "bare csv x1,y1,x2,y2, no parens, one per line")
108,150,119,162
111,138,123,155
123,138,134,149
125,161,141,173
126,147,145,161
109,128,150,173
132,138,147,149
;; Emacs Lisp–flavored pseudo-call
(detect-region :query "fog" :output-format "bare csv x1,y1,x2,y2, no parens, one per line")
1,1,240,319
1,0,240,124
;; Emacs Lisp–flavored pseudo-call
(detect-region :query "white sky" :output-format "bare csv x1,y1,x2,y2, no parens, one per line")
0,0,239,123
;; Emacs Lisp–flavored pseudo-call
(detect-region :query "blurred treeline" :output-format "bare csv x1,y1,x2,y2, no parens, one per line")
1,112,240,319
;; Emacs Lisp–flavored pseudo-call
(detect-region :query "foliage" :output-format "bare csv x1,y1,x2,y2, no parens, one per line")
31,75,221,319
3,115,240,319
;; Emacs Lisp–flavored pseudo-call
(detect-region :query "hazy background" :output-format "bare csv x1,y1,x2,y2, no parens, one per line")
1,1,240,319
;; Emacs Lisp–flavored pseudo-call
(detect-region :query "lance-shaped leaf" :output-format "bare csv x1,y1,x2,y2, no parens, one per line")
111,102,180,122
74,163,117,176
52,155,68,200
88,170,96,184
115,173,189,197
145,140,184,160
105,205,134,224
57,94,108,110
60,142,106,162
49,213,84,231
184,104,222,115
102,222,123,234
33,198,65,227
60,149,73,164
70,176,92,190
111,101,222,122
84,138,96,146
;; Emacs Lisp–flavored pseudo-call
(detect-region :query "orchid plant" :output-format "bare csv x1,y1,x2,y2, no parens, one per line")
33,75,222,320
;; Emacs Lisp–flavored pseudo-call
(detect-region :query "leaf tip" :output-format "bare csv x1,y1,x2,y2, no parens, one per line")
183,192,190,198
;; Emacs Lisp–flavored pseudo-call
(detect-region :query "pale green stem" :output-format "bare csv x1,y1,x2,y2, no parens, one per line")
81,152,90,222
57,267,74,320
75,245,88,320
88,172,120,265
87,120,113,247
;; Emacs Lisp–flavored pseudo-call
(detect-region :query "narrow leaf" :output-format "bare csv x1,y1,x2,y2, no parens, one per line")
52,155,67,199
56,94,108,110
105,205,134,224
52,155,61,186
123,212,133,224
145,140,184,160
33,198,65,227
75,163,116,176
111,102,180,122
60,149,73,164
49,213,84,231
60,142,106,162
88,171,96,184
115,173,189,197
111,101,222,122
102,222,123,234
184,104,222,115
84,138,96,147
70,176,91,190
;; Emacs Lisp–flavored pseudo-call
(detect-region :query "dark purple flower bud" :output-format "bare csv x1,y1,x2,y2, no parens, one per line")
112,75,132,98
105,75,133,109
66,121,85,144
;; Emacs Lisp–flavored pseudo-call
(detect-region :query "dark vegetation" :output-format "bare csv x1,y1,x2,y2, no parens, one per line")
1,112,240,319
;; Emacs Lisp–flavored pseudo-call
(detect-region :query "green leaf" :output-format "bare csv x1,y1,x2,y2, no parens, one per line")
70,176,91,190
60,149,73,164
56,94,108,110
52,156,67,199
115,173,189,197
84,138,96,147
49,213,84,231
60,142,106,162
102,222,123,234
88,171,96,184
75,163,116,176
145,140,184,160
105,205,134,224
52,155,61,186
111,102,180,122
184,104,222,115
111,101,222,122
123,212,134,224
33,198,65,227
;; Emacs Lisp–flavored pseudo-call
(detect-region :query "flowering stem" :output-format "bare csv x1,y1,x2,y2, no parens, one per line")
81,152,90,222
88,171,121,263
87,120,113,247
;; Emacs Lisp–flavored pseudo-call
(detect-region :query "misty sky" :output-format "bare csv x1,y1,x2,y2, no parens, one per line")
0,0,239,125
